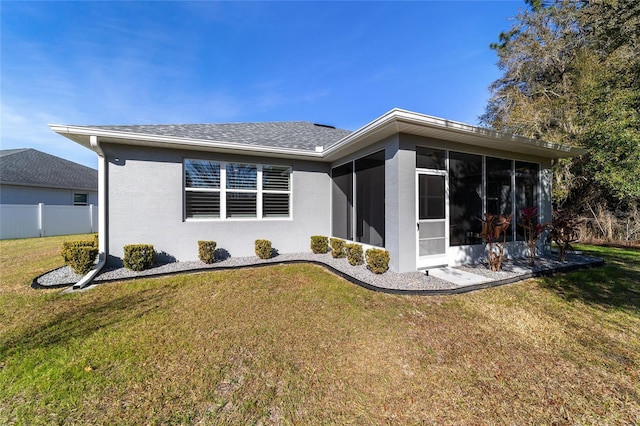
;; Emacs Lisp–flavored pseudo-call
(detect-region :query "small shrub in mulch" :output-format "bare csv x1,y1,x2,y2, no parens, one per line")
310,235,329,254
345,243,364,266
123,244,155,271
365,248,390,274
255,239,273,260
330,238,346,258
198,240,217,264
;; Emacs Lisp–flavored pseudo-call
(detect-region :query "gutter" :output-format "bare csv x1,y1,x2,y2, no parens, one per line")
73,135,107,290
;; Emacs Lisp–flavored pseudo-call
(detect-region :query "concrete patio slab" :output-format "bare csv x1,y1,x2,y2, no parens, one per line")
428,267,493,287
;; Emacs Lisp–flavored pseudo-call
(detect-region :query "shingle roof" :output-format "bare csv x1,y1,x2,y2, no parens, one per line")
88,121,352,151
0,148,97,190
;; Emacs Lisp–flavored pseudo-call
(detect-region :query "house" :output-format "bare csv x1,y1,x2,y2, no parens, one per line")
0,148,98,206
50,109,583,273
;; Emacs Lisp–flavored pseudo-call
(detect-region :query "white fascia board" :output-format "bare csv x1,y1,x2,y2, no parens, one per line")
50,110,585,163
322,109,585,159
49,124,325,160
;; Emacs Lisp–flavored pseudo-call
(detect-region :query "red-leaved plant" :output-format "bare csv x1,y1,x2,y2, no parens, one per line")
479,213,513,272
546,209,582,261
521,207,545,266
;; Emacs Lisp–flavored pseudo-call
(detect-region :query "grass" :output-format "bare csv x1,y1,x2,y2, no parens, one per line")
1,237,638,424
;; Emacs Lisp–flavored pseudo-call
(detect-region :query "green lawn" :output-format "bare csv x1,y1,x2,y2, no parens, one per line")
1,237,638,424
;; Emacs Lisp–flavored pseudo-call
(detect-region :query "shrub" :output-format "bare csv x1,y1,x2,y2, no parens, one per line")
345,243,364,266
198,240,217,264
330,238,346,258
310,235,329,254
61,240,98,275
365,248,390,274
123,244,155,271
92,233,99,249
61,240,95,264
255,239,272,259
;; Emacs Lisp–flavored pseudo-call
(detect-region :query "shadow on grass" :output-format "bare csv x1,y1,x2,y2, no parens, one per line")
0,286,173,360
539,245,640,313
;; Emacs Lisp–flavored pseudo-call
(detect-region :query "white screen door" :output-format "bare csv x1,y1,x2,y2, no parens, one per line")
417,172,447,268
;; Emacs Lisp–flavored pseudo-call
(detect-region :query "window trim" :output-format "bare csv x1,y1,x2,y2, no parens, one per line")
184,159,292,221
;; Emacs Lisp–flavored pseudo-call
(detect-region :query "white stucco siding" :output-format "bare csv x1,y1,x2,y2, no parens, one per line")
103,144,331,263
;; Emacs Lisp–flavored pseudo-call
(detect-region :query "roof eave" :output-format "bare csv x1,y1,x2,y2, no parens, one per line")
322,109,585,161
0,180,97,191
50,111,585,163
48,124,326,161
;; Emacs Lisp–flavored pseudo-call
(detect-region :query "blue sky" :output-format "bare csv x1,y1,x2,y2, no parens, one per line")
1,1,523,169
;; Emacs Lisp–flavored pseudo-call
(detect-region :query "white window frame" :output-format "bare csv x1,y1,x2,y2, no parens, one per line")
184,159,291,221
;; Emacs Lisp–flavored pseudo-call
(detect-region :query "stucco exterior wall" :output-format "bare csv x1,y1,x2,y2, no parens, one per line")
384,135,418,273
0,184,98,206
102,144,331,264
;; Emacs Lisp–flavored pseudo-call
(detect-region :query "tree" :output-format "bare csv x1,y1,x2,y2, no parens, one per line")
482,0,640,241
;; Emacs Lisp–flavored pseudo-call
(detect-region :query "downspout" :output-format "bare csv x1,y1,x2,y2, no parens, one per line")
73,135,107,289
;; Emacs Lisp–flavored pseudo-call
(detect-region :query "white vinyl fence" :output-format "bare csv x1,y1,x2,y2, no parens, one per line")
0,203,98,240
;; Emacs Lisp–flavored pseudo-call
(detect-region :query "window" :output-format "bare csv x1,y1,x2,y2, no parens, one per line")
185,160,220,218
449,152,483,246
73,193,88,206
184,160,290,220
226,163,257,218
262,165,291,218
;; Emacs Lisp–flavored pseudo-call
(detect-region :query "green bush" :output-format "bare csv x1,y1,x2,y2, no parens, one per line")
310,235,329,254
92,233,99,249
344,243,364,266
123,244,155,271
330,238,346,258
365,248,390,274
61,240,95,264
61,240,98,275
255,239,273,260
198,240,217,264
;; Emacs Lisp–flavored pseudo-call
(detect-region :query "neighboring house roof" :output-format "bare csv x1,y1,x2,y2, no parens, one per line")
0,148,98,191
50,108,586,162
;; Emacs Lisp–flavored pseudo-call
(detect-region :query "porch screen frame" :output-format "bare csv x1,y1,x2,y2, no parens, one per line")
330,149,386,248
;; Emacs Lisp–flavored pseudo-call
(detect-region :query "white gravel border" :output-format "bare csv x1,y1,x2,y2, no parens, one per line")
35,251,603,293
